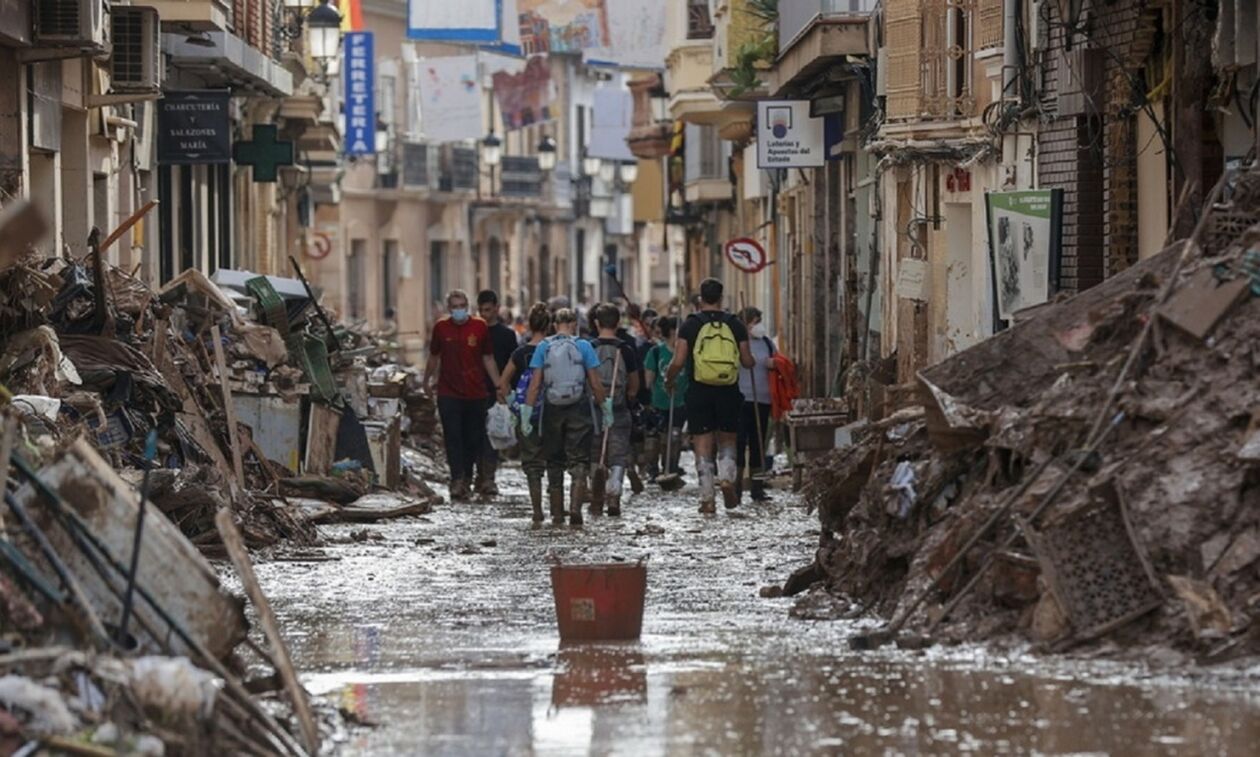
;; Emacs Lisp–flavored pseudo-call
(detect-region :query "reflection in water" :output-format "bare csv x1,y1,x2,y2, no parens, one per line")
256,464,1260,755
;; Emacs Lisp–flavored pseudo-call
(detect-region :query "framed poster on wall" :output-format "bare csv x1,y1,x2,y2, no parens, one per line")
985,189,1065,327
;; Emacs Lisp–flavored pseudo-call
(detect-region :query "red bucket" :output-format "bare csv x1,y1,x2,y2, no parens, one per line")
550,563,647,641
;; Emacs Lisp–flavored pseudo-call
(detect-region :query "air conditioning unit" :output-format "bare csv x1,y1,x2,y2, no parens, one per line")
34,0,110,51
110,6,162,92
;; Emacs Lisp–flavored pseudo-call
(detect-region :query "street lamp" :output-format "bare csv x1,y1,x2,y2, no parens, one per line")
537,135,557,172
374,118,389,154
481,131,503,167
619,160,639,184
582,151,602,178
306,0,342,67
598,160,616,184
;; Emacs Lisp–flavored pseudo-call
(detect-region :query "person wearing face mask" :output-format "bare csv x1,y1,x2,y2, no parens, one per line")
424,290,501,502
736,306,776,503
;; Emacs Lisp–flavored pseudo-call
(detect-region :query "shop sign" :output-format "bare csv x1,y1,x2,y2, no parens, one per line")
157,90,231,165
756,100,824,169
344,32,376,156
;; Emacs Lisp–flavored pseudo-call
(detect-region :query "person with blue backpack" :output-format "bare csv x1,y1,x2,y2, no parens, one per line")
522,308,610,526
497,303,552,523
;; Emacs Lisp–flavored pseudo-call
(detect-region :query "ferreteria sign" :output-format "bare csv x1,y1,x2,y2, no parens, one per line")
756,100,824,169
157,90,231,165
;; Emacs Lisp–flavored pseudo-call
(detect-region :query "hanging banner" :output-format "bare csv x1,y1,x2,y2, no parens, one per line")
157,90,231,165
407,0,502,42
479,0,523,56
418,55,484,144
985,189,1065,322
756,100,824,169
343,31,375,155
588,84,634,161
492,56,555,129
584,0,667,70
519,0,609,55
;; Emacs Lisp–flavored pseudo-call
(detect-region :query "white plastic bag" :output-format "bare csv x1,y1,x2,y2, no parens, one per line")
486,402,517,451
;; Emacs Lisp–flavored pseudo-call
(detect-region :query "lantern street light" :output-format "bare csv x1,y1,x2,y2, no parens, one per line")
306,0,342,71
537,135,557,172
619,160,639,185
582,151,602,179
598,160,616,184
481,131,503,167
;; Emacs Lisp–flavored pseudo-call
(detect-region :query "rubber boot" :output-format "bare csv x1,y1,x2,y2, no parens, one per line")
644,436,661,481
717,449,738,510
528,476,545,522
627,466,644,494
549,487,565,525
607,466,625,516
750,478,770,502
589,473,605,515
569,474,587,526
697,458,716,514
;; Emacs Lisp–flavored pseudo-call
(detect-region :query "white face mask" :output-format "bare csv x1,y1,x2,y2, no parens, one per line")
750,323,767,339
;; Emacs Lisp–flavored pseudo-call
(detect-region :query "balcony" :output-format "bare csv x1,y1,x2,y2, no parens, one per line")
667,43,722,124
772,0,874,95
499,156,543,199
402,142,437,191
147,0,232,32
684,123,731,204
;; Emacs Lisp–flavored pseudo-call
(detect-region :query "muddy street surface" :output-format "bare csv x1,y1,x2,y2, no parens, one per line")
250,460,1260,755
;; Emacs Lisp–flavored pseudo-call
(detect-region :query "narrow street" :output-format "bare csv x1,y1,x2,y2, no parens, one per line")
253,459,1260,755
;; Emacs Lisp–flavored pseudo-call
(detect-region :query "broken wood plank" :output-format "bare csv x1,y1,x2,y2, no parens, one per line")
215,510,320,756
303,403,340,476
210,325,246,489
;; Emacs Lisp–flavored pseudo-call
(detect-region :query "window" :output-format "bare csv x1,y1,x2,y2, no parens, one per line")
382,239,399,317
687,0,714,39
429,241,447,312
348,239,366,318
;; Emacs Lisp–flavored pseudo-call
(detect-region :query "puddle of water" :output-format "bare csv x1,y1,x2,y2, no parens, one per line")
248,458,1260,755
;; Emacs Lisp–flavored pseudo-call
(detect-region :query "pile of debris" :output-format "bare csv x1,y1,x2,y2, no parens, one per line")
801,172,1260,659
0,226,444,551
0,439,331,754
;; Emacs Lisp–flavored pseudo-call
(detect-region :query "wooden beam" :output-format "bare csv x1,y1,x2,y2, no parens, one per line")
210,325,246,488
215,510,320,756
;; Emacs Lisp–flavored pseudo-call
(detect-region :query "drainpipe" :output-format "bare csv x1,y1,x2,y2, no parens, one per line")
1002,0,1021,102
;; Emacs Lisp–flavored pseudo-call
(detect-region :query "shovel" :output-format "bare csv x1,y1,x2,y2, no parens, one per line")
656,387,685,492
590,349,622,512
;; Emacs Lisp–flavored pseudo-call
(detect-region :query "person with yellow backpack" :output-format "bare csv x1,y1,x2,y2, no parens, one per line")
664,278,756,514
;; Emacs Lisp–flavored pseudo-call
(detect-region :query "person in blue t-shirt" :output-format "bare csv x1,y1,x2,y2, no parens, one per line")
522,308,608,526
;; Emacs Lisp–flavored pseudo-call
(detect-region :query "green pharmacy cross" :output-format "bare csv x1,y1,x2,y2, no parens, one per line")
233,124,294,183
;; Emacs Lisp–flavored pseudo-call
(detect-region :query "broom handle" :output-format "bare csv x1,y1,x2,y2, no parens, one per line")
599,348,622,467
664,386,676,464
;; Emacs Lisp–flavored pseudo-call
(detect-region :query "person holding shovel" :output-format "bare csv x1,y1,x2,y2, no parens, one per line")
736,306,776,503
522,308,609,526
665,278,756,513
643,316,687,481
587,303,640,517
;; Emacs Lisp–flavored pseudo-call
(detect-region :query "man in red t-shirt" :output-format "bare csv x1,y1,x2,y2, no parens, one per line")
424,289,501,501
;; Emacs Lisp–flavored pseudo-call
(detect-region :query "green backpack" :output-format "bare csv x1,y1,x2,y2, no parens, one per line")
693,317,740,386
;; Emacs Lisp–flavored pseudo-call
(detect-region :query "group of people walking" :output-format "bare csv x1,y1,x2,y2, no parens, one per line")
422,278,785,525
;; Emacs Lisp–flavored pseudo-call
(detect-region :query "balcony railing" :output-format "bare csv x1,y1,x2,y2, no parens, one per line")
438,146,478,192
402,142,436,190
779,0,877,51
500,156,543,199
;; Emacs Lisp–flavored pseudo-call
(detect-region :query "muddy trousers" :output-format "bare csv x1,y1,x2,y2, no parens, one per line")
542,402,593,521
437,396,488,485
518,418,546,519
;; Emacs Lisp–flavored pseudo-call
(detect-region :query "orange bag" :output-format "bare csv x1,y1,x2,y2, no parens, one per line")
768,353,800,421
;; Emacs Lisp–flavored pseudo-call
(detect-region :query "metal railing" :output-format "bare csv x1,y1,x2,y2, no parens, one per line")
779,0,878,51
